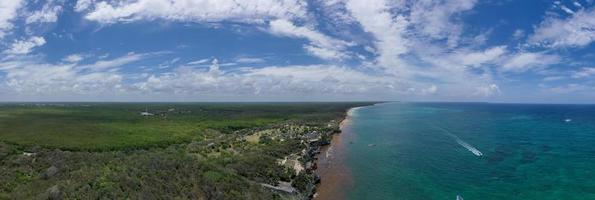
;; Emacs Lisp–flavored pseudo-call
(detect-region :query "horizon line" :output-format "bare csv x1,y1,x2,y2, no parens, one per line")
1,100,594,105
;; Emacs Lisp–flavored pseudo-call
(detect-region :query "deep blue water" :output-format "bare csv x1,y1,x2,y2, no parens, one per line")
345,102,595,200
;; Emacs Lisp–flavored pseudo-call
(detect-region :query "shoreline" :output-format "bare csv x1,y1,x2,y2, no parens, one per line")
312,106,361,200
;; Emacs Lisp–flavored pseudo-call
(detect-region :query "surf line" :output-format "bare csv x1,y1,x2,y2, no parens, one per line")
432,125,483,157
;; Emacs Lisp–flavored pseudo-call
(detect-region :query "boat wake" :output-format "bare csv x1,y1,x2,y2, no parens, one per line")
455,138,483,156
433,125,483,157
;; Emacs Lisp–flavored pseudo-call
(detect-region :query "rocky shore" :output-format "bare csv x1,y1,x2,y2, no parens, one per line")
297,123,342,199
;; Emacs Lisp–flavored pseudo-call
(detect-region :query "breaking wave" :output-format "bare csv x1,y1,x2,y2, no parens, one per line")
347,106,363,117
326,146,334,158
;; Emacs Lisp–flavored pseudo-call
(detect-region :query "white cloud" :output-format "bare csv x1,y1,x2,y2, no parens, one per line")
474,84,500,97
269,19,343,48
572,67,595,78
79,0,353,60
303,45,347,60
81,0,308,24
513,29,525,39
0,51,169,97
455,46,507,67
134,60,401,95
235,57,266,64
3,36,46,55
420,85,438,95
409,0,476,47
0,0,24,38
547,83,592,94
74,0,504,99
529,8,595,48
25,3,62,24
0,53,409,99
243,64,400,94
316,0,356,27
403,43,505,97
346,0,410,74
340,0,484,84
543,76,564,81
63,54,84,63
269,19,350,60
342,0,505,98
5,0,590,101
78,52,148,71
501,52,560,72
560,5,575,14
187,59,210,65
75,0,94,12
0,58,123,95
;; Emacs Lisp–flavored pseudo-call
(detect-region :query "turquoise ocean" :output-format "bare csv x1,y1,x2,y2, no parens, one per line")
343,102,595,200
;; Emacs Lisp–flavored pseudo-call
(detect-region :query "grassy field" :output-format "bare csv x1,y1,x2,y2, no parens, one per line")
0,103,363,150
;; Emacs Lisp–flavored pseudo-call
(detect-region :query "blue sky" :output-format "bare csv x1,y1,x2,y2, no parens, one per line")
0,0,594,103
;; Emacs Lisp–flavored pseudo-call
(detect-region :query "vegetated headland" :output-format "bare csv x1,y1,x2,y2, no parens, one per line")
0,102,375,199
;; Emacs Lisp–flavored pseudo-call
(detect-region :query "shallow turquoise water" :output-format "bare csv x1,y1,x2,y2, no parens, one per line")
345,102,595,200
